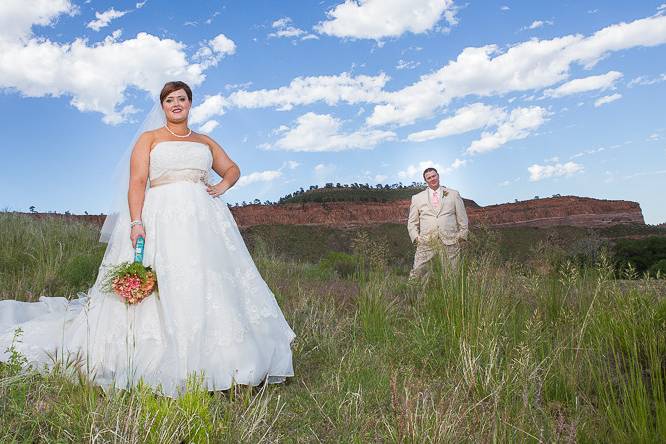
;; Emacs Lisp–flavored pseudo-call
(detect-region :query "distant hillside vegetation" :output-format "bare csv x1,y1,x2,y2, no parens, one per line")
278,183,480,208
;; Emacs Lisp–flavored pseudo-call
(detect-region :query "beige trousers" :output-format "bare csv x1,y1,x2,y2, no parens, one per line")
409,239,460,280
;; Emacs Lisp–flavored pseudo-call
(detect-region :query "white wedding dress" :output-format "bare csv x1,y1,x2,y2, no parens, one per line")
0,141,295,397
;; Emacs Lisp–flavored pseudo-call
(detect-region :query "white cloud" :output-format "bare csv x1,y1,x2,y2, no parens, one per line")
0,0,77,43
109,29,123,41
136,1,148,8
407,103,506,142
500,6,510,11
236,170,282,187
499,177,520,186
396,59,420,70
628,73,666,87
397,158,465,181
87,8,127,32
315,0,457,40
450,158,466,170
528,161,584,181
623,169,666,180
544,71,622,97
192,33,236,69
522,20,554,31
285,160,300,169
466,106,549,154
499,180,511,186
269,17,318,40
314,163,336,176
224,81,253,91
190,95,228,125
366,14,666,127
209,33,236,55
594,93,622,107
205,11,220,25
0,2,228,124
375,174,388,183
398,161,442,181
269,112,395,152
570,146,608,159
231,72,387,110
569,15,666,69
190,72,388,124
198,120,219,134
0,33,207,124
186,14,666,133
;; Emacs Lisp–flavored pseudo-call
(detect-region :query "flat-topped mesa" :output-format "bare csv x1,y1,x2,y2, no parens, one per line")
230,195,645,228
21,195,645,229
466,196,644,228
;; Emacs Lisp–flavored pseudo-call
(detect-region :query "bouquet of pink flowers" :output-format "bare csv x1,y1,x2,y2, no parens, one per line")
102,237,157,304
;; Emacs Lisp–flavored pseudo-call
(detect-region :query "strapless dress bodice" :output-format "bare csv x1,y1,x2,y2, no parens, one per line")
149,141,212,182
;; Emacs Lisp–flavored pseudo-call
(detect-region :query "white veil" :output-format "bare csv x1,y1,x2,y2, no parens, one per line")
99,102,165,243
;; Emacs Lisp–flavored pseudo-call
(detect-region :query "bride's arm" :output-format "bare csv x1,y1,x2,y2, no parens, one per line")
128,133,151,245
204,135,240,196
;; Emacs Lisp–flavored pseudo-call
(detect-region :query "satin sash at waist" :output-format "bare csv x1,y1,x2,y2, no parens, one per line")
150,169,209,188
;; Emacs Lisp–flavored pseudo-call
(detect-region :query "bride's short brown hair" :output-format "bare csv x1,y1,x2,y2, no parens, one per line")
160,81,192,104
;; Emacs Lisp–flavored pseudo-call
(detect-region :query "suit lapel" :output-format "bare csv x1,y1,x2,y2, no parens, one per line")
424,189,435,214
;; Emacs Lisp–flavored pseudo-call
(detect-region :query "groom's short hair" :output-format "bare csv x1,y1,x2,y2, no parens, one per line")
423,167,438,179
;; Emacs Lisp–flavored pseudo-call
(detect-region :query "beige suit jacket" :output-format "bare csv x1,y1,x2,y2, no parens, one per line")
407,187,469,245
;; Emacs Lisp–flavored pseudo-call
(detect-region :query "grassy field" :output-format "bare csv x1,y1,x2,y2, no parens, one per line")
243,221,666,273
1,212,665,442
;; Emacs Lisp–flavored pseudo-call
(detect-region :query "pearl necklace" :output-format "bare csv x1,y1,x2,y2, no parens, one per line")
164,124,192,138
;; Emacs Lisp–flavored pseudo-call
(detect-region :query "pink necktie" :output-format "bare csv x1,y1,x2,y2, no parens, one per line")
432,190,440,208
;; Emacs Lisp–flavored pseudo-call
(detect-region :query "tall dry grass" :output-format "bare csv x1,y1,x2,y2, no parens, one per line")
1,212,665,442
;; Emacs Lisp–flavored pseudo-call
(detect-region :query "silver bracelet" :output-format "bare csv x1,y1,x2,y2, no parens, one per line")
130,220,143,227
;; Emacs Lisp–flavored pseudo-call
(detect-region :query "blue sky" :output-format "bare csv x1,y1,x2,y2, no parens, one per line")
1,1,665,223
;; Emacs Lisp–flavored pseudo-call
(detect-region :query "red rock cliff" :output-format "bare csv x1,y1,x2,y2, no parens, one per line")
22,195,644,229
230,195,644,228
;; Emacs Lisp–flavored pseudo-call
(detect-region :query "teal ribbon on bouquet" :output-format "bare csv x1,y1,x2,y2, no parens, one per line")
134,236,145,263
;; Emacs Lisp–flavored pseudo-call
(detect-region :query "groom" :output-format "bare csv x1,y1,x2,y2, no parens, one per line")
407,167,469,279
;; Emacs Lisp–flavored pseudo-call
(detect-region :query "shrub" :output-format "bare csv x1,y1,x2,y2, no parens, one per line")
567,231,610,267
648,259,666,278
351,230,389,272
61,254,101,290
614,236,666,275
319,251,357,278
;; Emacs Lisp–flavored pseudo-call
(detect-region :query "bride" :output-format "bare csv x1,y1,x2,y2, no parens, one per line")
0,81,295,397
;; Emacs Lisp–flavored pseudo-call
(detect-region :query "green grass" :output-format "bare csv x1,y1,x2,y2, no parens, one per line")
0,212,106,301
1,212,665,442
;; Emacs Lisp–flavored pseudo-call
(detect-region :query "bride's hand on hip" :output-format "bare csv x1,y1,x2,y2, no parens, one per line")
207,181,228,198
130,225,146,248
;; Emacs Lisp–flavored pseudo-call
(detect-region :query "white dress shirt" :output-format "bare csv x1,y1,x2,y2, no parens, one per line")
428,187,442,208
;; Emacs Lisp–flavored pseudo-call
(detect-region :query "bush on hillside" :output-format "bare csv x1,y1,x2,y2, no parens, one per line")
613,236,666,275
319,251,357,278
567,231,611,267
352,230,389,272
648,259,666,278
